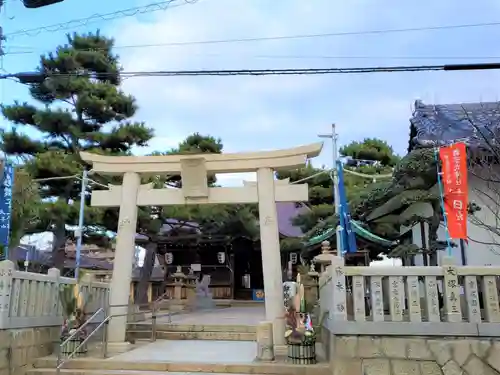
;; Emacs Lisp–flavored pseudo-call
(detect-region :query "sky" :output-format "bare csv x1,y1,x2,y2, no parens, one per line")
5,0,500,266
2,0,500,189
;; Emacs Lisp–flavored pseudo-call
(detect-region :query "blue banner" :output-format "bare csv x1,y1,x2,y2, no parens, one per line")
0,163,14,252
336,160,357,254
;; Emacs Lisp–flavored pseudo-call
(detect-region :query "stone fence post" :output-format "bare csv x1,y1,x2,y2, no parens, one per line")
0,260,14,329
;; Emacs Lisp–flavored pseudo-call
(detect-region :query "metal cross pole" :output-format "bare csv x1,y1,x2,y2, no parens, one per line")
318,123,343,257
75,169,88,280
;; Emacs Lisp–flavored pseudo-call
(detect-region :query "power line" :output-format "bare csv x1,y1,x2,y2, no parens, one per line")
100,20,500,49
48,62,500,77
6,19,500,51
114,63,500,76
6,48,500,62
2,62,500,83
4,0,199,39
72,20,500,49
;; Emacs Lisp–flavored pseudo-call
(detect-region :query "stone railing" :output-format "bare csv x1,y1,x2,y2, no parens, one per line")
0,260,109,329
319,255,500,337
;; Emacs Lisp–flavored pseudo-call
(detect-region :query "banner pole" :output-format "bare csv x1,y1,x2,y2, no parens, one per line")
434,147,453,257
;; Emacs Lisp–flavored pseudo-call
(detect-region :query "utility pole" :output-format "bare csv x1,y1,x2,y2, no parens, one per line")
74,169,88,280
318,124,343,256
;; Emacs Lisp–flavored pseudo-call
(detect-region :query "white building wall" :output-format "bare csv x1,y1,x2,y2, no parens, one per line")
413,170,500,266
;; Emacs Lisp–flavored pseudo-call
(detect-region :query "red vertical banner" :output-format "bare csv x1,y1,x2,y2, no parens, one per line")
439,142,468,239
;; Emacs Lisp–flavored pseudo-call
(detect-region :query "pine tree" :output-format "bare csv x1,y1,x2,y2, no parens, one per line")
278,138,398,258
0,32,154,269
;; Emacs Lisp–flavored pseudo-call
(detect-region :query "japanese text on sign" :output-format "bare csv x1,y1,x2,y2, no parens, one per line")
439,143,468,239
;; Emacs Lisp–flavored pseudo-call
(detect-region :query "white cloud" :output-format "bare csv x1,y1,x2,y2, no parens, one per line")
104,0,500,186
133,136,185,155
370,255,402,267
216,172,256,187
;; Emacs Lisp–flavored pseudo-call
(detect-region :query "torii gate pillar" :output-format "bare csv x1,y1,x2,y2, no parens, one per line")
256,167,286,344
81,142,323,349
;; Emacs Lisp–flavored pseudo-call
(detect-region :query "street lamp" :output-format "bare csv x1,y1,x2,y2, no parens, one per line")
318,124,343,256
22,0,64,8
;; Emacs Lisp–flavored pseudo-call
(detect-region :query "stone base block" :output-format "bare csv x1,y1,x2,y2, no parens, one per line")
256,321,274,361
104,342,133,356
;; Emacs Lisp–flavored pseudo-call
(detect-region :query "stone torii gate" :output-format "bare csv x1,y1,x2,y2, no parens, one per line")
80,142,322,349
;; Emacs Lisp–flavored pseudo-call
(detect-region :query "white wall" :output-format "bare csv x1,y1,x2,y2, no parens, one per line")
413,170,500,266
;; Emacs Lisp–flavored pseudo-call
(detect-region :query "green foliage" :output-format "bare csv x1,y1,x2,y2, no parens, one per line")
282,138,444,260
0,32,154,267
279,138,397,237
388,244,421,258
59,271,92,319
59,283,78,319
280,237,304,252
137,133,259,240
10,169,41,248
340,137,400,166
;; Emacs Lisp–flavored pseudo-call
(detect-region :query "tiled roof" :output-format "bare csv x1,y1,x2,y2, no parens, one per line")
409,100,500,150
276,202,309,237
10,245,113,270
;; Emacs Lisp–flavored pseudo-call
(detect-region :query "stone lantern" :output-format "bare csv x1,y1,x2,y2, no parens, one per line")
313,240,336,273
184,268,197,305
172,266,186,301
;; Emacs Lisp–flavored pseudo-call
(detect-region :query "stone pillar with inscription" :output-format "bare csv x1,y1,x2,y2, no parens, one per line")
257,167,285,347
442,256,462,322
107,172,141,344
0,260,14,328
256,321,274,361
464,275,481,323
330,255,347,322
481,274,500,322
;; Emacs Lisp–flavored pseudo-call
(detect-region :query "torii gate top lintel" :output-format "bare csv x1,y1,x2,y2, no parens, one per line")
80,142,323,175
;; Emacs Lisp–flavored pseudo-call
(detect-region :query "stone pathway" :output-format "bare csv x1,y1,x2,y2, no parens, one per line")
155,306,265,325
108,340,257,363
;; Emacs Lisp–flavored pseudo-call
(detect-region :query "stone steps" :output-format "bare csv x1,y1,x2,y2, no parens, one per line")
128,330,256,341
30,358,329,375
31,371,258,375
127,323,257,341
129,323,257,333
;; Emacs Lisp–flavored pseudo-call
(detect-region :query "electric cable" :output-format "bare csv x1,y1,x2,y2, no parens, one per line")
4,0,199,39
5,19,500,49
6,48,500,62
96,20,500,48
3,62,498,80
